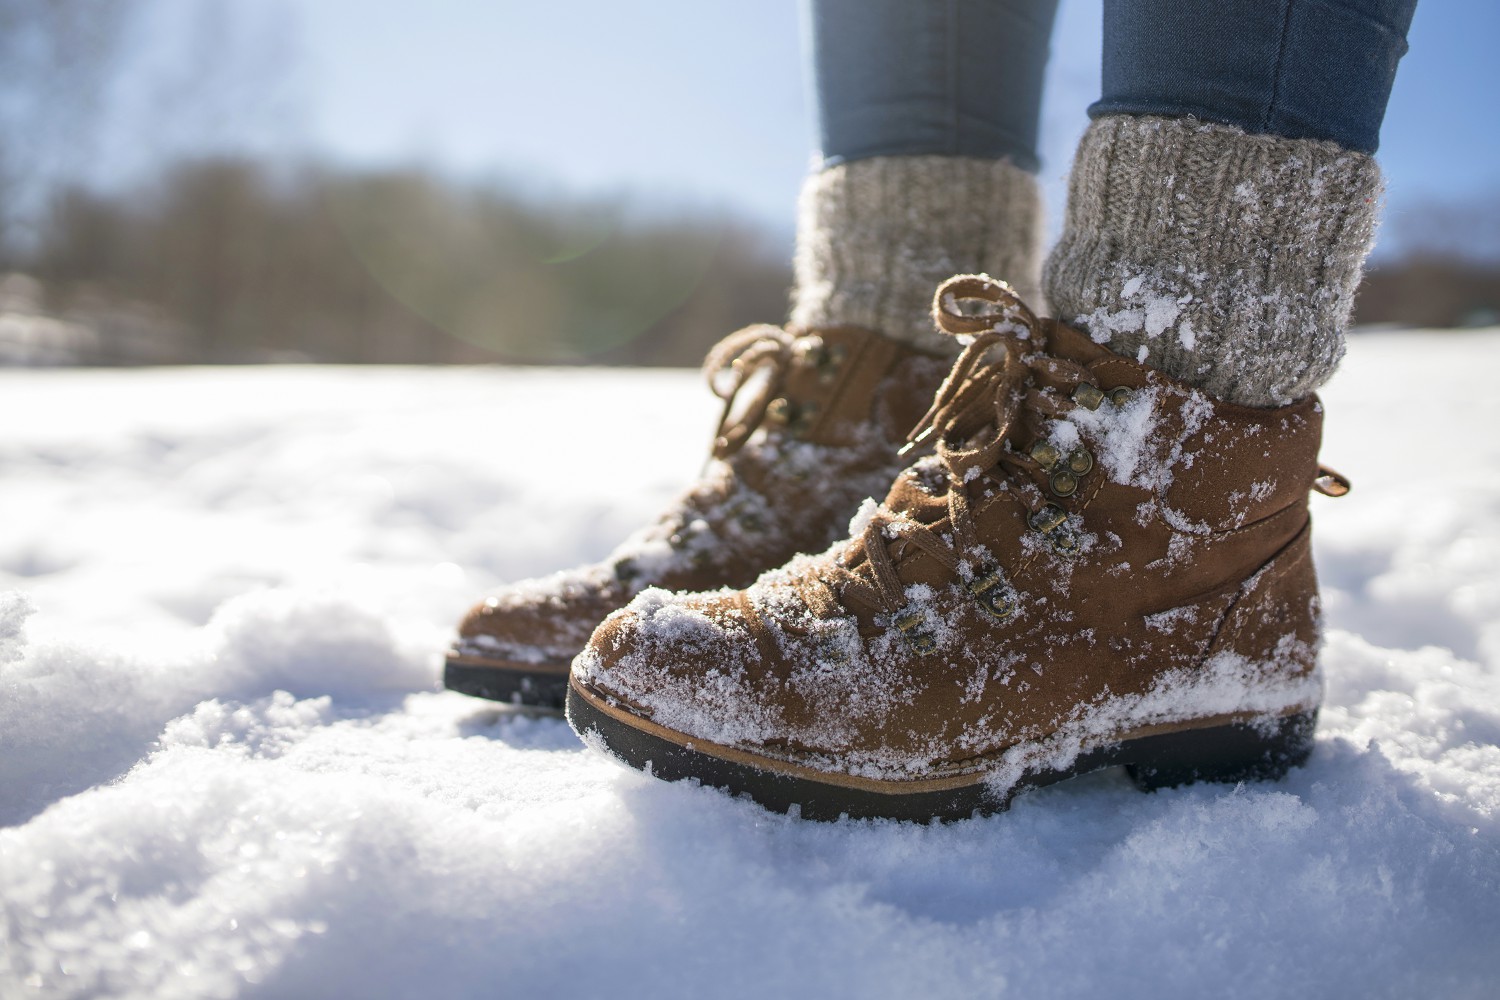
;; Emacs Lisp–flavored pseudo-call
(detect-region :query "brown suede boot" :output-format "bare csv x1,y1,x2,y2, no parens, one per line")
568,276,1347,820
445,323,948,707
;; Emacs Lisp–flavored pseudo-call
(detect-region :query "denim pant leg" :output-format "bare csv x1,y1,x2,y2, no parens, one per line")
804,0,1058,170
1093,0,1418,153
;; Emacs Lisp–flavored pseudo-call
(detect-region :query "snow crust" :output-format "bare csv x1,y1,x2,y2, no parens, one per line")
2,343,1498,998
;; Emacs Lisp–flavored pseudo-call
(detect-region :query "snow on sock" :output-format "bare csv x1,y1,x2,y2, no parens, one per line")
790,155,1042,353
1043,115,1382,408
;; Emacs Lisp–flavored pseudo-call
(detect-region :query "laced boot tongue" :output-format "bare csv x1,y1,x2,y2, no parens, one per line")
856,276,1040,540
1038,316,1120,367
703,324,796,459
878,460,953,526
811,275,1053,619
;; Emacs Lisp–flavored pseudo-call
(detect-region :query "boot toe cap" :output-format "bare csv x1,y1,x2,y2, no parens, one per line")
573,588,780,745
453,565,621,663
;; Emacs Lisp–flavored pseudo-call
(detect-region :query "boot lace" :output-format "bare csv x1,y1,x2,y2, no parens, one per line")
703,324,800,460
823,275,1102,622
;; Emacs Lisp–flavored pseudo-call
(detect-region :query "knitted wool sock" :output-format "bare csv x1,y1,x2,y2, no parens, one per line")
1043,115,1382,407
790,155,1042,354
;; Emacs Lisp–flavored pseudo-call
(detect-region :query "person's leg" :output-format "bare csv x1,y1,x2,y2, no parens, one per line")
791,0,1058,346
1045,0,1418,407
1093,0,1412,153
448,2,1064,706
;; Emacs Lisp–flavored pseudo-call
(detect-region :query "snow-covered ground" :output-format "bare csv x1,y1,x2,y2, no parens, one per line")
2,332,1498,999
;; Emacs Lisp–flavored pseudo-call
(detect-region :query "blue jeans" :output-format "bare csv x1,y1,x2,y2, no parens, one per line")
805,0,1057,171
1093,0,1417,153
807,0,1417,166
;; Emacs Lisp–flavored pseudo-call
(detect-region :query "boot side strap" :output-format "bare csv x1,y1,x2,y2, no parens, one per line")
1312,464,1352,497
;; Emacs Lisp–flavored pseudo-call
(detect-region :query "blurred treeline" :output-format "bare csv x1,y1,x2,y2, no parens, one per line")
0,0,793,365
11,155,1495,365
15,160,793,365
1353,196,1500,330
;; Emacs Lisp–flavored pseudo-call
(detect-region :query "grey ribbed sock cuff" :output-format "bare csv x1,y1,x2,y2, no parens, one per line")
791,155,1042,353
1043,115,1382,407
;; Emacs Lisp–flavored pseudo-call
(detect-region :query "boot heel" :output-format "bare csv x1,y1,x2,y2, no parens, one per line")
1124,711,1317,792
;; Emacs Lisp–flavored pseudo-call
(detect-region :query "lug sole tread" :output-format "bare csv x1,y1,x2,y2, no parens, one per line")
444,655,571,710
567,680,1316,823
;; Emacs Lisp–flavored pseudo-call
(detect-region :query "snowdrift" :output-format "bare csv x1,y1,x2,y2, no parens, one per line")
2,334,1497,998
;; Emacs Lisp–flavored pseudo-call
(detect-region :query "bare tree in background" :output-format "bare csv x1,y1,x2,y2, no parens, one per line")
0,0,138,263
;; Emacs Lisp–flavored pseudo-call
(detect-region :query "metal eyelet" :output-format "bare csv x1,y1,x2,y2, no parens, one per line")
1028,504,1068,534
892,609,938,654
1036,445,1091,497
1048,529,1079,554
794,337,848,384
1029,441,1060,469
792,336,825,367
967,567,1019,622
1108,386,1134,406
767,397,818,435
1028,503,1078,555
1072,383,1105,410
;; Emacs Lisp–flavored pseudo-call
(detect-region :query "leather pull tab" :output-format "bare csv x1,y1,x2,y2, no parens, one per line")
1312,464,1352,497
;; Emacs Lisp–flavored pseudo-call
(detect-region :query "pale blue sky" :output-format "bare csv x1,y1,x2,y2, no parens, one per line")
116,0,1500,259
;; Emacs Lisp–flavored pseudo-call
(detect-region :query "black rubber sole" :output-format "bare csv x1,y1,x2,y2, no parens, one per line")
444,657,570,711
568,683,1317,823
